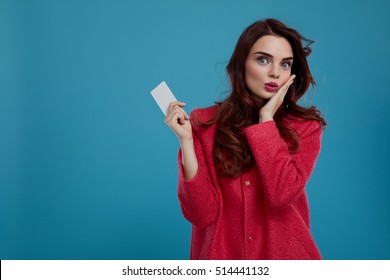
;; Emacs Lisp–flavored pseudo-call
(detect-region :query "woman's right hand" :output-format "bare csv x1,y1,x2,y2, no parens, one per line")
166,101,198,180
165,101,193,142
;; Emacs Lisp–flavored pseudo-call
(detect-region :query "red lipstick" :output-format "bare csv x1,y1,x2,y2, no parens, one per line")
264,82,279,92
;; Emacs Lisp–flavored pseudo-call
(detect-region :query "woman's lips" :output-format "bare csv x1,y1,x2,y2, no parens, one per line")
264,82,279,92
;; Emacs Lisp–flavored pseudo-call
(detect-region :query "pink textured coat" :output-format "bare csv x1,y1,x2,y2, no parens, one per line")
178,106,323,260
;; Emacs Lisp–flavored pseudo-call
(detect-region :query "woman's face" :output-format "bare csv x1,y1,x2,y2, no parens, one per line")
245,35,293,101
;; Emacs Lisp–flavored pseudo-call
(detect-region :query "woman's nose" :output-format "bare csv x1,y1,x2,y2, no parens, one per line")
268,65,280,79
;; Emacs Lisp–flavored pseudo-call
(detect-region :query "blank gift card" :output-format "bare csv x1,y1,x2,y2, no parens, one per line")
150,81,177,116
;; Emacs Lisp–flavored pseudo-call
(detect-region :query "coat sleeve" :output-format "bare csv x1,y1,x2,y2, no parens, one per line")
177,126,218,228
244,119,322,209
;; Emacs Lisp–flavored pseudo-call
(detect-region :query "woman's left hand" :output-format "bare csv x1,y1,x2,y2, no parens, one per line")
259,74,296,123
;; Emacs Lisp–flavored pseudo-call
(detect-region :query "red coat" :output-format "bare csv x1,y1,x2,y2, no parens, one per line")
177,106,323,260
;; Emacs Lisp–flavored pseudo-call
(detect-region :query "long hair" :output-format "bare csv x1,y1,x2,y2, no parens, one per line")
199,18,327,178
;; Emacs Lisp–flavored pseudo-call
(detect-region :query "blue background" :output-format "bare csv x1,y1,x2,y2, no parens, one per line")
1,0,389,260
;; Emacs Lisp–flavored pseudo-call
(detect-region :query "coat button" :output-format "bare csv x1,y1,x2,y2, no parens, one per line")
248,236,253,241
245,181,250,186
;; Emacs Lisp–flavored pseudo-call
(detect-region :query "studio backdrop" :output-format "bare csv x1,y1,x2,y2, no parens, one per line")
1,0,389,259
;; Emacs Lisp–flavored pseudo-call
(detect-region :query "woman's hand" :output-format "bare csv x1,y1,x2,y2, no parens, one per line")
165,101,193,142
259,74,296,123
165,101,198,180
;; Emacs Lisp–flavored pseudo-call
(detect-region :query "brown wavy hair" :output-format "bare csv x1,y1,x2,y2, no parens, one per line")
199,18,327,178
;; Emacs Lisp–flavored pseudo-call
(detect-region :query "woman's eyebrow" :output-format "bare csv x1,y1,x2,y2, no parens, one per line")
254,51,293,61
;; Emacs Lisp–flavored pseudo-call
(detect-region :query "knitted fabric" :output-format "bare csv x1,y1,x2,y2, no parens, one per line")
177,106,322,260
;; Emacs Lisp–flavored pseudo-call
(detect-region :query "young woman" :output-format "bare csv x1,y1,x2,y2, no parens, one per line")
165,18,327,260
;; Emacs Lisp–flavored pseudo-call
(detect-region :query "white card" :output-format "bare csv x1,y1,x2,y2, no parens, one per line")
150,81,177,116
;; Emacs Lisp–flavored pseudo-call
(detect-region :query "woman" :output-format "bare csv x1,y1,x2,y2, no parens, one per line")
165,18,327,260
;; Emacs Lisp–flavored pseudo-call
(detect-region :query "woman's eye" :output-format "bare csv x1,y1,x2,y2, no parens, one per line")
257,57,268,64
281,62,292,69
